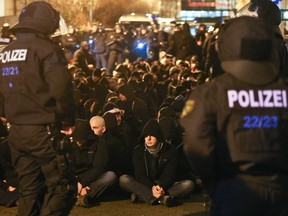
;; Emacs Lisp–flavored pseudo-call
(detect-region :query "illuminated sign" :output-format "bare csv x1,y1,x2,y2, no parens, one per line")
181,0,232,10
182,0,216,10
180,10,230,20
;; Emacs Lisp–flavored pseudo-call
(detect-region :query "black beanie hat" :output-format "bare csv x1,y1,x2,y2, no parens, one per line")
116,83,135,101
140,119,163,142
72,119,92,142
158,106,176,119
103,102,118,113
92,68,102,77
102,112,118,130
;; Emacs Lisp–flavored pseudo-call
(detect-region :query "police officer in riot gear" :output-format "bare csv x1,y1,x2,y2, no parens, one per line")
0,23,15,46
107,23,127,75
62,25,81,62
147,24,160,61
181,16,288,216
133,25,149,60
91,23,107,69
0,1,76,215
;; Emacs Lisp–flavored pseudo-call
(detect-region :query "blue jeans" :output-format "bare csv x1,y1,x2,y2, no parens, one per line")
119,174,195,205
94,53,107,69
87,171,118,200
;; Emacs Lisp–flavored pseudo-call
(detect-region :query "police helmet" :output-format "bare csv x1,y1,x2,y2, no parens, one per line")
115,23,123,33
217,16,277,85
10,1,60,34
2,23,10,30
98,23,105,32
1,23,10,34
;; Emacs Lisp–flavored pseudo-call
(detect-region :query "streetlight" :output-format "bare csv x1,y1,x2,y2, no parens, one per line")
89,0,93,23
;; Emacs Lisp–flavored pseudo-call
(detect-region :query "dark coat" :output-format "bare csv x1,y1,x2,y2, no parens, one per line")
0,33,75,126
133,142,178,190
92,32,107,54
103,130,133,176
73,48,95,76
116,84,151,134
72,136,109,186
181,73,288,194
167,29,198,60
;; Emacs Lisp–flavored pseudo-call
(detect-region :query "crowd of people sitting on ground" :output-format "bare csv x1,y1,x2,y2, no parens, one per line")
62,48,208,207
0,22,212,207
1,8,287,209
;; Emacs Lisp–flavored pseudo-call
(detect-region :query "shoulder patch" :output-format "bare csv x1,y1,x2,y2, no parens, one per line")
181,99,195,118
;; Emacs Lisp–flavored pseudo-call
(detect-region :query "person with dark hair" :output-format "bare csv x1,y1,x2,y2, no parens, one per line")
73,41,96,76
62,25,81,62
72,118,117,208
181,16,288,216
142,73,160,117
202,23,224,80
116,83,150,136
166,66,180,97
0,1,76,215
119,119,195,207
147,25,160,61
87,68,109,108
195,24,207,47
90,23,108,69
166,22,198,61
102,111,134,177
107,23,127,75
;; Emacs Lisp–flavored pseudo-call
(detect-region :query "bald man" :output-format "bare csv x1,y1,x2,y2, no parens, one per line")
71,119,117,208
89,116,106,137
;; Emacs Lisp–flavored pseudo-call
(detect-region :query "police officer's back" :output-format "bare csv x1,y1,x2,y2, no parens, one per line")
0,2,76,216
181,16,288,216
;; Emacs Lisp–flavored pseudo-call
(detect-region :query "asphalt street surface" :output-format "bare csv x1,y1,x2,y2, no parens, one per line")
0,192,209,216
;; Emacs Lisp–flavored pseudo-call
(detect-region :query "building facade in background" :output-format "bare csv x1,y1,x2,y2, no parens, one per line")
0,0,287,29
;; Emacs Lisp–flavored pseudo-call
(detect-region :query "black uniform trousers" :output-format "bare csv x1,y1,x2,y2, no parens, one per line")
8,124,76,216
210,175,288,216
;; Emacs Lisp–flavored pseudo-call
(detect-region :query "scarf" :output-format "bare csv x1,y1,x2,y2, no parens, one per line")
145,142,163,155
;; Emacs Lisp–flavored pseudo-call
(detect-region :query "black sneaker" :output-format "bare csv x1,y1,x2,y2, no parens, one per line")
162,195,175,207
130,193,139,203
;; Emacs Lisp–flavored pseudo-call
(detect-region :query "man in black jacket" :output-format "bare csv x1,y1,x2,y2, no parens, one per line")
119,119,194,207
181,16,288,216
73,41,96,77
72,119,117,208
0,2,76,215
116,83,151,137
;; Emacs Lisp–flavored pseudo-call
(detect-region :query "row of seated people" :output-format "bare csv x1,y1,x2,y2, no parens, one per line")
0,102,201,208
0,58,204,208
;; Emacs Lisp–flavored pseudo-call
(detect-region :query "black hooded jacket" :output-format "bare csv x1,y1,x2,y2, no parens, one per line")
71,136,109,187
133,142,178,190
